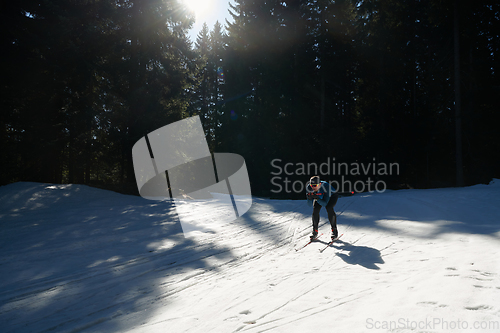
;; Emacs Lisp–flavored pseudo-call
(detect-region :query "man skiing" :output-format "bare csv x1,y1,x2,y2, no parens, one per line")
306,175,339,241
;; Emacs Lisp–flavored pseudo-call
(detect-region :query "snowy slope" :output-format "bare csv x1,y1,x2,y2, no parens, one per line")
0,181,499,333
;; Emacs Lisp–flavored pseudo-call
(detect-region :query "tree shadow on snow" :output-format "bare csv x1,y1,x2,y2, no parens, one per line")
334,190,500,240
0,182,242,333
2,182,498,332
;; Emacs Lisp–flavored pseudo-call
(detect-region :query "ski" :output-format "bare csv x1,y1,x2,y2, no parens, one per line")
319,233,344,253
295,233,323,251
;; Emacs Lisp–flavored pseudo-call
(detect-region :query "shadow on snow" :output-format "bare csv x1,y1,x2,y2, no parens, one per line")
0,182,240,333
1,182,499,331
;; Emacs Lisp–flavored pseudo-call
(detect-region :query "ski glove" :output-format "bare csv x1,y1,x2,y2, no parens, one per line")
306,192,323,199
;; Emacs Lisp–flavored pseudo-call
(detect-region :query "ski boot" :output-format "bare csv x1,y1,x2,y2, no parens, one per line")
331,228,339,240
310,229,319,241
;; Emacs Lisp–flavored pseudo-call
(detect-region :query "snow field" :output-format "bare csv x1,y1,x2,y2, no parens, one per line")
0,181,499,332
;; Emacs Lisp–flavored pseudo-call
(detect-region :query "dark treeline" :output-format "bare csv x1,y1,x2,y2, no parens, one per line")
1,0,499,198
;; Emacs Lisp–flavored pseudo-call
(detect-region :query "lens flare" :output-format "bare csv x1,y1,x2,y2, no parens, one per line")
217,67,224,81
230,110,237,120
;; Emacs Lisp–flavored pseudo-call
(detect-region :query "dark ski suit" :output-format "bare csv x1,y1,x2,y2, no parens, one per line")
306,181,339,233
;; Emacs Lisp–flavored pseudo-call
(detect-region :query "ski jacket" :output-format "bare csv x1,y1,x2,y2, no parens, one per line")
306,181,336,207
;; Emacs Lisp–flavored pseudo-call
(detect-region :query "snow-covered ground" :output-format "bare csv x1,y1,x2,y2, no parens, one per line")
1,181,499,333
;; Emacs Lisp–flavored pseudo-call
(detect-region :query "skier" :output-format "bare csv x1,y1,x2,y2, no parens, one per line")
306,175,339,241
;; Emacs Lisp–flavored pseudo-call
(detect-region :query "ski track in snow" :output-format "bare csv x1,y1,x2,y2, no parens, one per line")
0,182,499,332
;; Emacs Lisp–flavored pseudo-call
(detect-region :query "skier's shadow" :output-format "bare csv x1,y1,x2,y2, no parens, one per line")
320,239,384,270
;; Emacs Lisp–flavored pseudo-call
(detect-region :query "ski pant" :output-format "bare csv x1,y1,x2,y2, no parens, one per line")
312,193,339,232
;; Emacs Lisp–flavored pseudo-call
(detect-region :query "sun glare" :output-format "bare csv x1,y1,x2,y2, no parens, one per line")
181,0,213,19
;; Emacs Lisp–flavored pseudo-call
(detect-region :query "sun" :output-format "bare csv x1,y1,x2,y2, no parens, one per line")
180,0,213,19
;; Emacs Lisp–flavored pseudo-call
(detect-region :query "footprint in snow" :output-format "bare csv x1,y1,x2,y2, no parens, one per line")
465,305,491,311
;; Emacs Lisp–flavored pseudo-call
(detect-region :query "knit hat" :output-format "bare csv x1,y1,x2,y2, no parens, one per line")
310,176,320,185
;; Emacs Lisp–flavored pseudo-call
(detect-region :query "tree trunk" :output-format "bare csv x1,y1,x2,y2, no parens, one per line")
454,1,464,187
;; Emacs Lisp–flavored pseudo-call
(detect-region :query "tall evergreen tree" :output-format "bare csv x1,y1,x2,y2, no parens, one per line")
1,0,195,187
2,0,498,193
